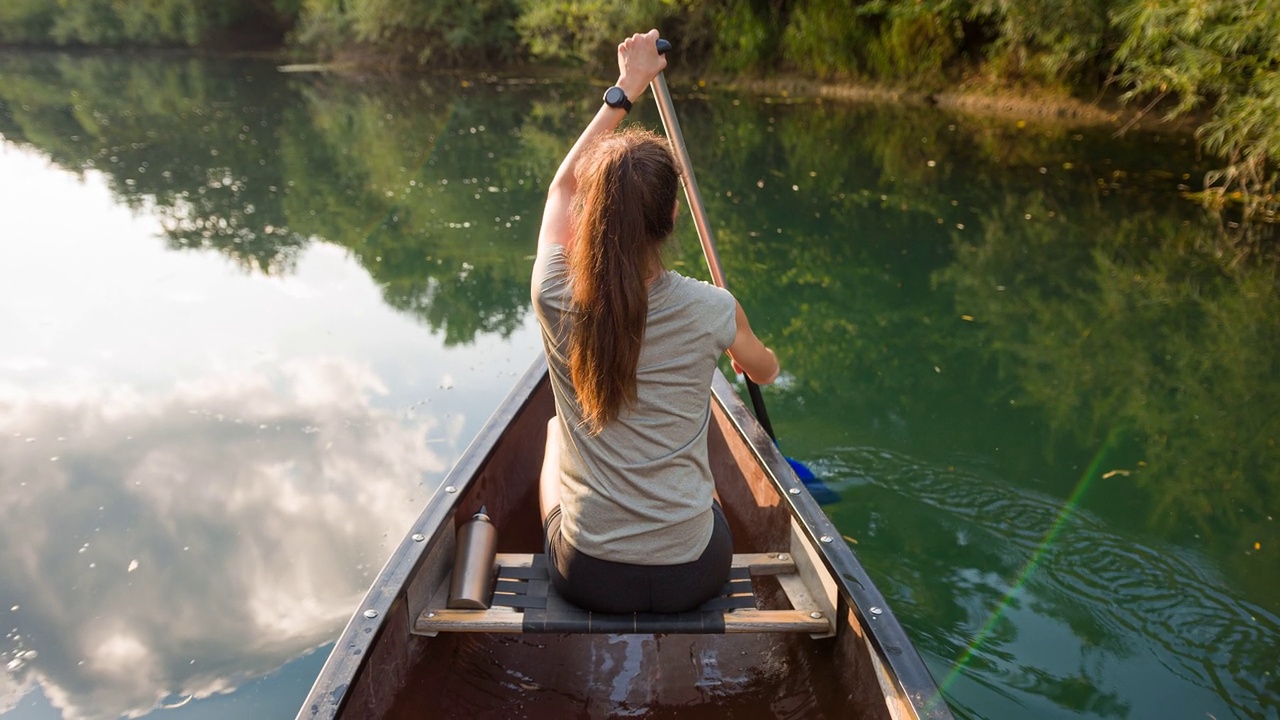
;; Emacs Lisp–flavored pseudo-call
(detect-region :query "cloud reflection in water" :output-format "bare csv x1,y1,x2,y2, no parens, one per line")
0,358,446,720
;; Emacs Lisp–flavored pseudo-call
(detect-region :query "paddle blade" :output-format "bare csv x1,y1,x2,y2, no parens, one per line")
786,455,840,505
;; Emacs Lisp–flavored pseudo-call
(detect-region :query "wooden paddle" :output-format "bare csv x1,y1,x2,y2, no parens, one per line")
649,39,837,503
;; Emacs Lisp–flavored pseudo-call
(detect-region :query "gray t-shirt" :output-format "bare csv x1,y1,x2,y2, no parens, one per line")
532,244,737,564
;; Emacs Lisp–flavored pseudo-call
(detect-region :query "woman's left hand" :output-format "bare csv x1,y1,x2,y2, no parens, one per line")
616,30,666,103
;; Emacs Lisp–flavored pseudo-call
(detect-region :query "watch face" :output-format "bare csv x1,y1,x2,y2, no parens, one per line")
605,87,627,107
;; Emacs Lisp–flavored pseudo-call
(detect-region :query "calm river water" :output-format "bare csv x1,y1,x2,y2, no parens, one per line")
0,53,1276,720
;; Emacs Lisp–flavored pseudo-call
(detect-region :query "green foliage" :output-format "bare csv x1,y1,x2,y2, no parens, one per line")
0,0,291,47
291,0,351,55
769,0,965,83
971,0,1111,87
865,12,959,83
0,0,56,44
294,0,520,66
710,0,785,74
1114,0,1280,218
516,0,677,68
356,0,520,64
49,0,126,45
779,0,868,78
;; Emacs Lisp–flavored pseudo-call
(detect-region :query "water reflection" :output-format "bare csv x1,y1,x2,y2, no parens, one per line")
824,447,1280,719
0,359,442,720
0,53,548,345
0,64,536,716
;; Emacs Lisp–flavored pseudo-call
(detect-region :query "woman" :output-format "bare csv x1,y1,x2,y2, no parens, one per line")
531,30,779,614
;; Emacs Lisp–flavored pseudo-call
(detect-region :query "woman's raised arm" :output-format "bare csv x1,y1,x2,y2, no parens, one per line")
536,30,667,253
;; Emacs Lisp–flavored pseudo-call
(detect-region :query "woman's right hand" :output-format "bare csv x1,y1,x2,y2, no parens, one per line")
616,30,666,103
728,300,780,385
732,349,779,385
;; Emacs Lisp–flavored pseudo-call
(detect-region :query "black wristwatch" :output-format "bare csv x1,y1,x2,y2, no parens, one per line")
603,86,632,112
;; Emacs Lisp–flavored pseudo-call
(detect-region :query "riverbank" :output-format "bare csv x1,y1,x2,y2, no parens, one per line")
724,74,1212,134
0,40,1191,136
279,52,1187,136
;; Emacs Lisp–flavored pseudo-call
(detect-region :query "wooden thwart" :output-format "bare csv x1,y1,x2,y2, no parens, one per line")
414,552,834,636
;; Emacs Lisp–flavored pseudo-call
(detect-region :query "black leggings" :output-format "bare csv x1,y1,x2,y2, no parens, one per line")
543,504,733,614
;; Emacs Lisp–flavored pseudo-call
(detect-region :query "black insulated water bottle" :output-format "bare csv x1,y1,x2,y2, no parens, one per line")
447,506,498,609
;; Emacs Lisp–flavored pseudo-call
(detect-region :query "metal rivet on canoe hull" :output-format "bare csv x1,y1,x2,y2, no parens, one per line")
363,609,378,619
412,533,425,542
869,606,883,616
445,485,457,493
788,487,800,495
820,535,833,543
810,611,823,620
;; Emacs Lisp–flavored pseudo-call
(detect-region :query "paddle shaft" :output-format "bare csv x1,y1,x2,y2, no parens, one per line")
648,51,778,441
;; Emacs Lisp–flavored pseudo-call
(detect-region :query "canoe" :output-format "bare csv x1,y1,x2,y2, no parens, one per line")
297,357,953,719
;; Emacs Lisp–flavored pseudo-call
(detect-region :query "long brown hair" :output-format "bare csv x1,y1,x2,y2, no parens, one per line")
569,127,679,433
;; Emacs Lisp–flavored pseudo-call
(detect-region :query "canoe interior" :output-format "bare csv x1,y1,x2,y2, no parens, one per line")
310,362,937,719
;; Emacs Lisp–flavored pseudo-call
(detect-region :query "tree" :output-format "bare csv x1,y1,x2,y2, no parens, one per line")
1114,0,1280,220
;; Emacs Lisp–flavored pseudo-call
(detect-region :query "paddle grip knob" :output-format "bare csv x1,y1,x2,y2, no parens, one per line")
657,38,671,55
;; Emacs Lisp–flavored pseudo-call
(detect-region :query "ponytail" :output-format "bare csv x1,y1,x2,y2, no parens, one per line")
568,128,679,434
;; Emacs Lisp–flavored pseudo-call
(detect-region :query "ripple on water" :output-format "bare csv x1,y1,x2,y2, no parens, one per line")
819,446,1280,720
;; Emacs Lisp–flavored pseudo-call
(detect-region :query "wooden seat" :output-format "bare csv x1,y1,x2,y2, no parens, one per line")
414,552,834,636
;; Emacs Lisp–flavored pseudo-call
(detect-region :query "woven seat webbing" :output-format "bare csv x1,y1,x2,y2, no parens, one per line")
488,555,757,633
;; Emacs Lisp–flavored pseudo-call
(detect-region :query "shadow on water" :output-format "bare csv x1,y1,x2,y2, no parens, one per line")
819,447,1280,720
